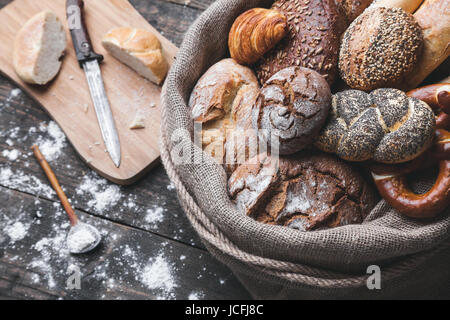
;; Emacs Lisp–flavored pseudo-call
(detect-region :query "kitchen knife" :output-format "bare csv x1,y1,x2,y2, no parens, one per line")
66,0,121,168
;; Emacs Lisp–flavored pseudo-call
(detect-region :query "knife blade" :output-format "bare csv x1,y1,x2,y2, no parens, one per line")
66,0,121,167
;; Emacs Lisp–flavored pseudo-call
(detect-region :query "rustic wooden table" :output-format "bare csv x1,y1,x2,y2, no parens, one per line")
0,0,252,300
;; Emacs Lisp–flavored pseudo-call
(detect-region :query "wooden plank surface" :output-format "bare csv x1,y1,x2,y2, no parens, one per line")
0,0,179,185
0,0,251,300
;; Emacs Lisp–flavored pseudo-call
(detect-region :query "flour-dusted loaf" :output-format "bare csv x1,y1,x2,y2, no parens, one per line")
189,59,260,173
13,11,67,85
252,67,331,155
339,7,423,91
228,152,378,231
316,89,436,163
256,0,346,86
102,27,169,85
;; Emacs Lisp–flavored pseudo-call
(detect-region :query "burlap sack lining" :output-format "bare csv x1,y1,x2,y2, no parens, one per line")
159,0,450,293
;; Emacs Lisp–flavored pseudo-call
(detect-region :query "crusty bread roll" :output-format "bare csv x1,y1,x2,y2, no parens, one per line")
13,11,67,85
339,7,423,91
252,67,331,155
189,59,260,172
369,0,424,13
102,27,169,85
404,0,450,89
316,89,436,164
256,0,347,86
228,152,377,231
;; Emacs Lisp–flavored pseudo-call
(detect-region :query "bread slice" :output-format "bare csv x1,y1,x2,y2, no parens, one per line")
102,27,169,85
13,11,67,85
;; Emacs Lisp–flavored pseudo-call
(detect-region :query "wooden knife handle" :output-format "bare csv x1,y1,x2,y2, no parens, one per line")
66,0,103,67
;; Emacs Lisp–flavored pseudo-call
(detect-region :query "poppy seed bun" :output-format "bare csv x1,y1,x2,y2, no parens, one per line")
315,88,436,164
339,7,423,91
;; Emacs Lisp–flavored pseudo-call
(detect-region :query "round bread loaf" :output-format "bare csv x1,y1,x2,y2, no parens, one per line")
228,152,378,231
316,88,436,163
189,59,260,171
252,67,331,155
339,7,423,91
256,0,346,86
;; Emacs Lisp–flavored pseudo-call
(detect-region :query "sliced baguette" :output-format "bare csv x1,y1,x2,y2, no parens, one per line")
13,11,67,85
102,27,169,86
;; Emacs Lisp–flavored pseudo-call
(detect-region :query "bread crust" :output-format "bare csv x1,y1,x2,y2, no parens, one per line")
189,59,260,171
102,27,169,85
228,152,378,231
252,67,331,155
13,11,67,85
339,7,423,91
404,0,450,89
256,0,346,86
335,0,374,23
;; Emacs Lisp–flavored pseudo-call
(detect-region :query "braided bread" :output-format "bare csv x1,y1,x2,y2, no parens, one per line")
316,88,436,164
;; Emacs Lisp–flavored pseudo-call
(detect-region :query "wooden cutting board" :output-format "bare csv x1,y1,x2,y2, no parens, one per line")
0,0,178,185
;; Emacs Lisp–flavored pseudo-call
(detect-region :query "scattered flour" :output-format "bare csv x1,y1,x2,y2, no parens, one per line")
2,149,20,161
77,173,122,212
144,206,165,225
188,291,204,300
4,221,29,242
34,121,67,161
141,253,177,294
0,167,55,198
66,224,98,253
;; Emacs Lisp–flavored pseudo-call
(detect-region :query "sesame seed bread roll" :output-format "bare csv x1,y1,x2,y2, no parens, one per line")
369,0,424,13
102,27,169,85
339,7,423,91
404,0,450,89
256,0,347,86
13,11,67,85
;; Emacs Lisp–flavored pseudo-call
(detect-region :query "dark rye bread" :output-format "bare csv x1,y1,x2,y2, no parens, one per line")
252,67,331,155
339,7,423,91
255,0,346,86
316,88,436,164
228,152,378,231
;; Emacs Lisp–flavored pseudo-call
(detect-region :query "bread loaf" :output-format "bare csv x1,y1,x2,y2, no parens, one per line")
256,0,346,86
335,0,374,22
369,0,424,13
228,8,288,65
339,7,423,91
228,152,377,231
252,67,331,155
189,59,260,171
404,0,450,89
13,11,67,85
316,89,436,163
102,27,169,85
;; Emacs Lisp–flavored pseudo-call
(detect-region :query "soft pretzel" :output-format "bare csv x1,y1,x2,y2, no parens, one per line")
371,129,450,219
315,88,436,164
369,86,450,219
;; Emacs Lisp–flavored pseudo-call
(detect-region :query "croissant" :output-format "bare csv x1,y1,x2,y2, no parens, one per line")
229,8,287,65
